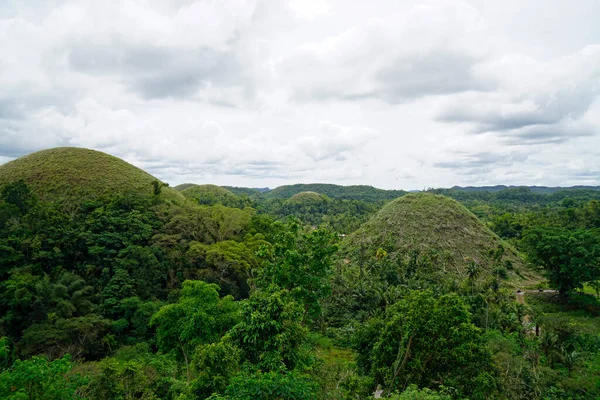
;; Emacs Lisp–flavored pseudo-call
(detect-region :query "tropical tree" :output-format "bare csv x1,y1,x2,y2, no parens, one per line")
522,227,600,299
188,341,241,399
208,371,318,400
540,330,559,367
0,336,9,372
0,355,86,400
360,290,496,399
561,347,581,378
255,221,337,324
150,280,239,381
388,385,453,400
228,286,307,372
465,257,481,294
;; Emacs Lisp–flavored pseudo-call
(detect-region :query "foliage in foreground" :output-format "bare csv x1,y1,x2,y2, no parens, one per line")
2,171,600,399
0,355,86,400
356,290,496,399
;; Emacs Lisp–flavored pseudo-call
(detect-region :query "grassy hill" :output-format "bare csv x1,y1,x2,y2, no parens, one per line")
287,191,330,204
174,183,198,192
450,185,600,194
340,192,533,283
176,184,265,198
180,184,244,207
265,183,406,201
222,186,269,196
0,147,184,204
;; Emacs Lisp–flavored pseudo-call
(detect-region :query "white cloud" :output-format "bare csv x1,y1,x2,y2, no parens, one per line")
435,45,600,146
288,0,331,20
280,0,489,103
297,121,378,161
0,0,599,189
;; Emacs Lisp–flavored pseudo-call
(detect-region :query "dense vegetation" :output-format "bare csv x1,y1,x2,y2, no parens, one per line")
1,148,600,399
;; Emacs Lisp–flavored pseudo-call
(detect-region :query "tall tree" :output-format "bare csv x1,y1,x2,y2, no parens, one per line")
0,355,86,400
522,227,600,299
150,280,239,381
255,221,337,323
359,291,496,399
228,286,307,372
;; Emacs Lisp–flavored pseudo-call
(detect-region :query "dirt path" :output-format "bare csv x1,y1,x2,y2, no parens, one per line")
516,290,557,334
516,292,531,325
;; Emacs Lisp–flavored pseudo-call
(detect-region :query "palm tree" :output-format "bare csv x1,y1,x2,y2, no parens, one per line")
561,347,580,377
465,258,480,294
541,331,558,367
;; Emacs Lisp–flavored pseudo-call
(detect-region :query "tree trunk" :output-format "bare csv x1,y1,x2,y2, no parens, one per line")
384,336,413,397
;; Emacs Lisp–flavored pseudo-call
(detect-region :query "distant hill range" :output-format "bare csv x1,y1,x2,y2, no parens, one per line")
221,186,270,196
449,185,600,194
265,183,406,201
217,183,407,202
210,183,600,202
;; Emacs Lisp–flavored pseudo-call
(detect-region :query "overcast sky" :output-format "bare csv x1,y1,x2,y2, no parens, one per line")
1,0,599,190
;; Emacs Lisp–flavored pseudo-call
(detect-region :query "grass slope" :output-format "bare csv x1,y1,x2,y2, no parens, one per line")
222,186,268,196
287,191,329,204
0,147,183,204
174,183,198,192
265,183,406,201
341,192,531,281
180,184,241,206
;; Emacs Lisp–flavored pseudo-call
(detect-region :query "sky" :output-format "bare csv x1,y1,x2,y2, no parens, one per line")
0,0,599,190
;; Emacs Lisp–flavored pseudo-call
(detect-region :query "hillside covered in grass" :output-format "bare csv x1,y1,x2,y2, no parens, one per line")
0,147,183,205
180,184,247,208
222,186,269,196
341,192,526,277
265,183,406,201
326,192,537,327
174,183,198,192
287,191,330,204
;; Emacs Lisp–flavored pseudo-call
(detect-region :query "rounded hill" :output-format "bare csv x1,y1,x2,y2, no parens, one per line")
180,184,242,207
174,183,198,192
0,147,183,204
287,191,329,204
341,192,526,278
265,183,406,201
